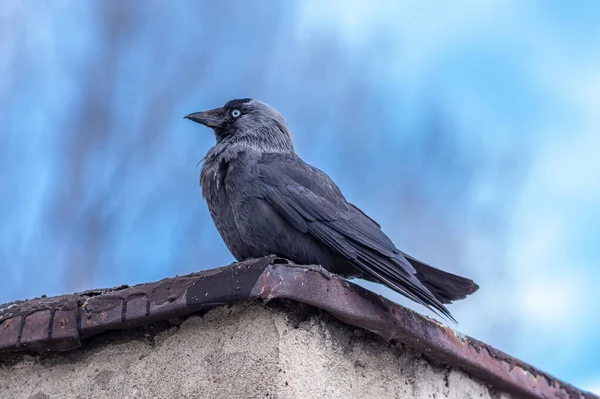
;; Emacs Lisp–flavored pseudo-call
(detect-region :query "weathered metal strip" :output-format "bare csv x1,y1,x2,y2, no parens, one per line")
0,257,596,399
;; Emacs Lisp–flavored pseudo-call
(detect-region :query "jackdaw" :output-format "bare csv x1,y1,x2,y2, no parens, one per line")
185,98,479,321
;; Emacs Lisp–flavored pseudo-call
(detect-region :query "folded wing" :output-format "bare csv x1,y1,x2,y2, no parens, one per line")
255,153,456,321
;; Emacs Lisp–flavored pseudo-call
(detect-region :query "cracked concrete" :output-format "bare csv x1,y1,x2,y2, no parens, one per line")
0,302,512,399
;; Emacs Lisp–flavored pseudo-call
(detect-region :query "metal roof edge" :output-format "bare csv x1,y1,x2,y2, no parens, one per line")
0,256,596,399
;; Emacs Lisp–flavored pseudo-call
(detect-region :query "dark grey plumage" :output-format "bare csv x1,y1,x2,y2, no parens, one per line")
185,98,479,322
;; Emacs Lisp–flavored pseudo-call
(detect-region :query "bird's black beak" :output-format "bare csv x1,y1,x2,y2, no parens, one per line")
184,107,225,128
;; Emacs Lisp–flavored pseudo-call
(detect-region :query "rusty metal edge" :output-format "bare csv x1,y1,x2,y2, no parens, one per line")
0,256,276,353
0,257,597,399
251,263,597,399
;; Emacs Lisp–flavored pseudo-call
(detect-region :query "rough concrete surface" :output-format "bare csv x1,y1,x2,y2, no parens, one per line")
0,302,511,399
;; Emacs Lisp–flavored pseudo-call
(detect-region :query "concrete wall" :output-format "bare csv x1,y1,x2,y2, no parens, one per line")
0,302,511,399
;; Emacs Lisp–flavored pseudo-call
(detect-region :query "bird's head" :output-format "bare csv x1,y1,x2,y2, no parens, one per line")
185,98,295,155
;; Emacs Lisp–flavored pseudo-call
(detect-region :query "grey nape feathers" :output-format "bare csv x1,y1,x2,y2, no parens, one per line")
185,98,479,322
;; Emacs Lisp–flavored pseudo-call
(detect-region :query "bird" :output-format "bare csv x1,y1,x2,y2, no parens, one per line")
184,98,479,322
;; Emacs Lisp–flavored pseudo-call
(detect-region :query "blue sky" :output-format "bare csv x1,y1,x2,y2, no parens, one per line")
1,1,599,394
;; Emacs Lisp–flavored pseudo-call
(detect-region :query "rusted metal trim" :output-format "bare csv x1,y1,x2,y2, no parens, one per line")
251,262,596,399
0,256,274,352
0,257,596,399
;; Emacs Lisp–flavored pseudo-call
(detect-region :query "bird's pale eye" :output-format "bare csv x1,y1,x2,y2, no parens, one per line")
231,109,241,118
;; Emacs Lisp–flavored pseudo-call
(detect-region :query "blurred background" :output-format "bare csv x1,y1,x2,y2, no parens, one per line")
1,0,599,393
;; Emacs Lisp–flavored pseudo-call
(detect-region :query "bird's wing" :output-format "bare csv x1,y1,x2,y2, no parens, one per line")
255,153,453,320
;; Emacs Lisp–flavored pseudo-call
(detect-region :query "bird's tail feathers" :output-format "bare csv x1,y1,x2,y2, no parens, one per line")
405,255,479,304
350,244,457,322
